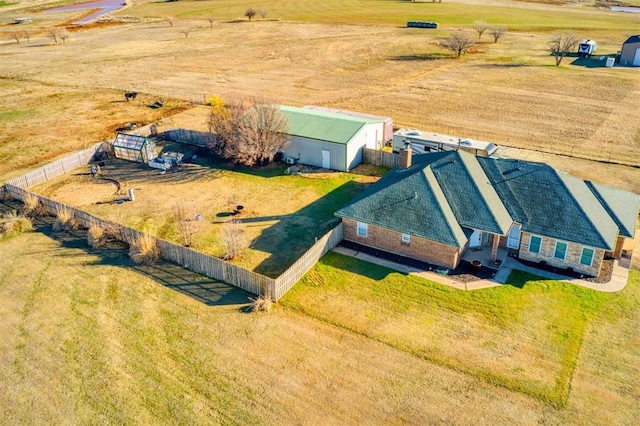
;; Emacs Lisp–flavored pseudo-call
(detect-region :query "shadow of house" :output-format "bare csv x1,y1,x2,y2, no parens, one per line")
236,180,367,277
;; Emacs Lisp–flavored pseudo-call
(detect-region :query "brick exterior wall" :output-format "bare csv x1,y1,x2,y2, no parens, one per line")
517,232,604,277
342,218,462,269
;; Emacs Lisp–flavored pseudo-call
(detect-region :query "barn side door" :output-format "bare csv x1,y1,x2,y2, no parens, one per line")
321,150,330,169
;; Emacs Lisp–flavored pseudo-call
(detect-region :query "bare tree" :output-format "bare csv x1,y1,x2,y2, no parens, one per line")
440,31,475,58
472,21,489,40
245,8,257,21
48,28,60,44
208,97,290,166
220,219,248,260
258,8,268,19
164,16,174,27
206,16,214,27
9,32,21,44
550,31,579,66
489,25,507,43
173,202,201,247
23,30,31,43
179,28,192,39
59,29,70,44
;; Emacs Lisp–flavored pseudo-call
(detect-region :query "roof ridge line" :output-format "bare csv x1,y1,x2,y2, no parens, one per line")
456,153,508,233
555,171,613,250
423,167,467,248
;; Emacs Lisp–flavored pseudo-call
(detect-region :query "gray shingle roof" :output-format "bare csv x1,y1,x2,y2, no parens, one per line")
428,152,513,235
586,181,640,239
335,153,468,248
478,157,620,250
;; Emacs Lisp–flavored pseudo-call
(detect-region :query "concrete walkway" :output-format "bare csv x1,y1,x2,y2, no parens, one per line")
332,246,632,293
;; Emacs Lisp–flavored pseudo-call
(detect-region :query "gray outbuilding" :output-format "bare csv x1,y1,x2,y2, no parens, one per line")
279,106,385,172
620,35,640,66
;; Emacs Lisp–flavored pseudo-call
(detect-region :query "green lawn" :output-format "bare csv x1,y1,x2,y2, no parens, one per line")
281,252,635,407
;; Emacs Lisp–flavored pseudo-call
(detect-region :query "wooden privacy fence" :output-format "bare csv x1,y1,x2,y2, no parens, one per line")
273,223,343,300
162,128,212,147
362,148,398,168
2,144,344,301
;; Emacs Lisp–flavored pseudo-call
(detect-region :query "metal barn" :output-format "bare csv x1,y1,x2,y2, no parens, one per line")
303,105,392,147
112,133,157,163
279,106,384,172
620,35,640,66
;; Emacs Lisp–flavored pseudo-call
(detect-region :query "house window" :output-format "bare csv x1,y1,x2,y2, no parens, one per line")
357,222,368,237
529,235,542,254
554,241,568,260
580,247,595,266
402,233,410,244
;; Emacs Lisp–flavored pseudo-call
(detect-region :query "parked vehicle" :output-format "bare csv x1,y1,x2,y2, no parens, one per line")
578,40,597,57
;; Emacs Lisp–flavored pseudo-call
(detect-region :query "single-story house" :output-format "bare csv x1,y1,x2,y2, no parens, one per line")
303,105,393,147
279,106,385,172
620,35,640,66
336,149,639,278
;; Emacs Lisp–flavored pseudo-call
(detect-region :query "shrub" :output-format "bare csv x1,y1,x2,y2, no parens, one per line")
129,234,160,265
53,205,78,232
248,295,272,313
22,193,45,217
0,211,33,239
220,219,248,260
87,221,106,249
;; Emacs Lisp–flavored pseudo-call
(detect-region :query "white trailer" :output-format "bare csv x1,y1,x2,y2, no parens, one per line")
578,40,597,57
392,129,498,157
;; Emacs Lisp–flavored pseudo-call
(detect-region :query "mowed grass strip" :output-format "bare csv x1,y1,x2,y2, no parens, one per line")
281,252,625,407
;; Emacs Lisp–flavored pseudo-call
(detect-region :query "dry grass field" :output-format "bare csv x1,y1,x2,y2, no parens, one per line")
1,0,640,423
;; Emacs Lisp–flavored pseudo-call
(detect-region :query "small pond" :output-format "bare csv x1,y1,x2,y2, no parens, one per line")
45,0,125,24
610,6,640,13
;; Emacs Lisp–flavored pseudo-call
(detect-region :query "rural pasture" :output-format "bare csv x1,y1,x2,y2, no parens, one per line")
1,0,640,423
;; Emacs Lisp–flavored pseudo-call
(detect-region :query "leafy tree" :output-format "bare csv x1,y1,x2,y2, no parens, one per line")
440,31,475,58
473,21,489,40
245,8,257,21
550,32,579,66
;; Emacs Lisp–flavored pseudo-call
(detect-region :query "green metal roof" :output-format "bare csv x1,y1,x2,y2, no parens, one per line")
586,181,640,239
279,105,383,145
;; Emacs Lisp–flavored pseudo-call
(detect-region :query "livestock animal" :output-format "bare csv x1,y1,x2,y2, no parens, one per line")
124,92,138,101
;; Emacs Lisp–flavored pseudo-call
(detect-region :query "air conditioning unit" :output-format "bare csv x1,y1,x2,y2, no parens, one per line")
286,157,296,165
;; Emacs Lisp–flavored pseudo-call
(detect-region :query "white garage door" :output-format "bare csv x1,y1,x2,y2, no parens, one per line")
633,48,640,66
